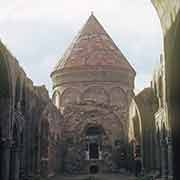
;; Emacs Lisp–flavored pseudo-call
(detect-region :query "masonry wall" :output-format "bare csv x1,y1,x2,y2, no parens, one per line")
0,40,63,180
152,1,180,178
51,65,135,174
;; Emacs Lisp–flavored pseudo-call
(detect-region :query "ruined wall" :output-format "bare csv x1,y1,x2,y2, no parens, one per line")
151,1,180,179
151,56,173,178
0,40,62,180
128,55,173,178
128,88,158,173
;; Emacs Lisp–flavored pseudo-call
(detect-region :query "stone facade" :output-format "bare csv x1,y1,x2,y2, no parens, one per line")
0,40,63,180
51,14,136,174
128,55,173,179
152,55,173,179
152,1,180,179
128,88,158,173
0,0,179,179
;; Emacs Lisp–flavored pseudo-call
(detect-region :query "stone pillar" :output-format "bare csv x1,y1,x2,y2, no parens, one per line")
150,132,154,170
35,137,41,178
161,139,168,180
0,138,11,180
19,144,25,180
155,135,161,174
167,136,173,178
9,144,21,180
40,159,49,177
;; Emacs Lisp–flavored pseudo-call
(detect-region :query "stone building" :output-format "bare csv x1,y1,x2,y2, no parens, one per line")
0,40,63,180
151,54,173,179
51,14,136,174
128,55,173,179
152,1,180,179
128,88,158,173
0,0,179,179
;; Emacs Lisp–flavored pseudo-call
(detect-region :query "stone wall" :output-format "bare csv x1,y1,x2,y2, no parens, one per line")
128,54,174,178
152,1,180,179
151,55,173,178
51,68,134,174
0,40,62,180
128,88,158,173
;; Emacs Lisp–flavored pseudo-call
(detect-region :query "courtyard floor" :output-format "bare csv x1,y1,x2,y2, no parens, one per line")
49,173,137,180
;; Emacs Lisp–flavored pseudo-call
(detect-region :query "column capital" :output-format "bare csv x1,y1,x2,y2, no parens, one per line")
0,137,12,149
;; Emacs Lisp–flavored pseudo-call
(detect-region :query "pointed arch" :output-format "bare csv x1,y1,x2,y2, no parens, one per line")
81,86,109,104
60,88,81,107
0,43,13,137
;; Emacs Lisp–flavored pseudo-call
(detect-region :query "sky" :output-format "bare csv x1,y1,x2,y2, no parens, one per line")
0,0,163,95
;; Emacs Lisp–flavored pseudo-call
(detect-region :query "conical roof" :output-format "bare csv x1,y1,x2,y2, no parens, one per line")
53,14,135,73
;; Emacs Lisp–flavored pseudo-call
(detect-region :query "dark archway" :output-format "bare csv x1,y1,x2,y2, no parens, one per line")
85,126,104,161
86,127,104,136
89,165,99,174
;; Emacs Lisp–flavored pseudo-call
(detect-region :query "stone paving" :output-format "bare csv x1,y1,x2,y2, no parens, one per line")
49,173,136,180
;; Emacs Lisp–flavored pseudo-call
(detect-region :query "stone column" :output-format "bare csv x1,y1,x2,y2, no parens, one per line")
19,144,25,180
167,136,173,178
9,144,21,180
161,139,168,180
150,132,155,170
35,136,41,178
0,138,11,180
155,135,161,174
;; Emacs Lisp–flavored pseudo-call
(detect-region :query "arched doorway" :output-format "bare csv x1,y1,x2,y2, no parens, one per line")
85,127,103,161
89,164,99,174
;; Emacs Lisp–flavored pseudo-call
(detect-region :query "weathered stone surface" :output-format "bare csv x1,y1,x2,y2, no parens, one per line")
152,1,180,179
51,14,135,174
0,40,63,180
128,55,173,178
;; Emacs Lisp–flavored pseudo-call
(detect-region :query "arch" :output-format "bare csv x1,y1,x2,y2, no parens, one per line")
89,164,99,174
158,75,163,108
110,87,127,108
15,76,21,109
129,88,158,171
82,123,106,136
60,88,81,107
129,99,142,145
20,82,26,114
83,125,105,161
81,86,109,104
86,126,105,136
0,47,12,99
0,43,13,148
52,90,60,108
151,2,180,178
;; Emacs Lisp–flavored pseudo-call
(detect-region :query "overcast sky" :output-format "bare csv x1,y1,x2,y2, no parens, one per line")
0,0,163,95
